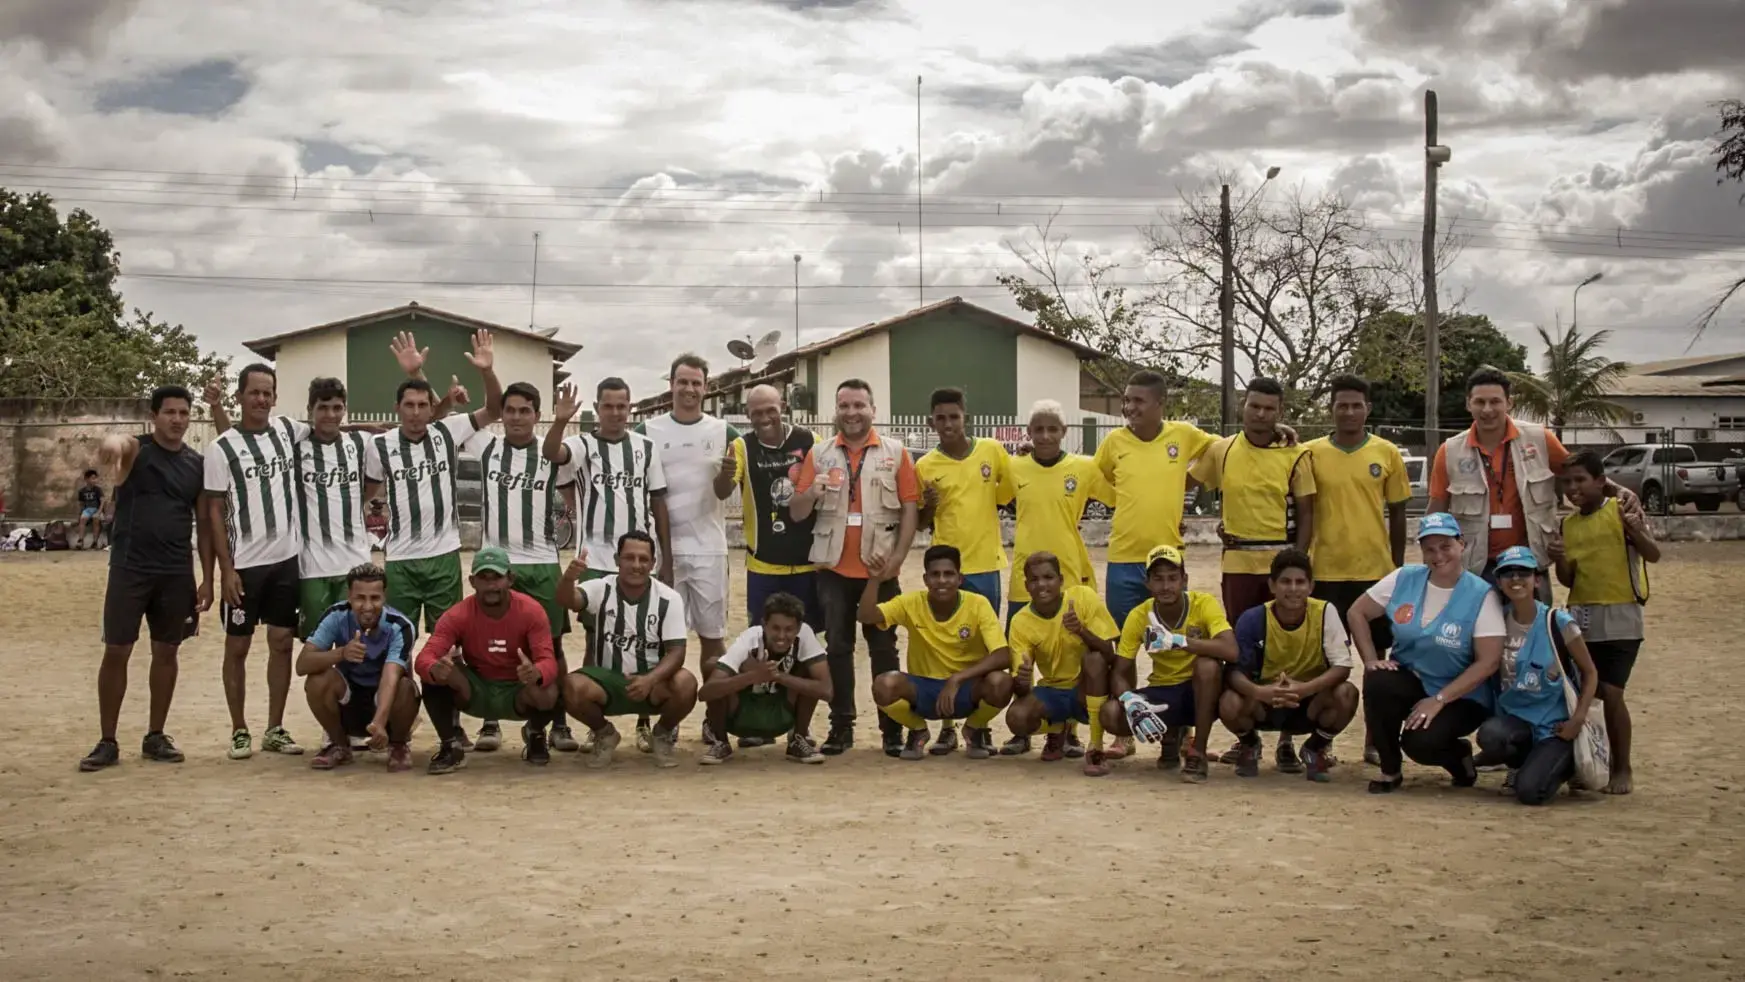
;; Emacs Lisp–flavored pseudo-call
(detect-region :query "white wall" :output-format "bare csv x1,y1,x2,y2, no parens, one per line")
1015,333,1086,419
1609,395,1745,434
815,333,891,418
271,328,348,414
491,334,562,402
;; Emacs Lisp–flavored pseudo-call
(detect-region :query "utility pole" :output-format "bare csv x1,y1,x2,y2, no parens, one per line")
793,254,802,350
1422,91,1450,451
530,231,541,330
1219,184,1236,433
916,75,924,308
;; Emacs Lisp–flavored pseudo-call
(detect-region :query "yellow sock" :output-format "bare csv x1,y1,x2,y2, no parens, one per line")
885,699,927,731
967,701,1001,729
1086,695,1107,749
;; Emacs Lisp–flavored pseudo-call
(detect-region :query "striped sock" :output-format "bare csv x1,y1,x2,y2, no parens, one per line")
1086,695,1107,749
885,699,928,731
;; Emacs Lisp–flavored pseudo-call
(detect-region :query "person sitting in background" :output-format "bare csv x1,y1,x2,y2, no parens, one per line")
74,470,104,550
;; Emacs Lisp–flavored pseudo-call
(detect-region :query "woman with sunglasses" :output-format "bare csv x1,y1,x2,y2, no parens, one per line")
1476,546,1600,805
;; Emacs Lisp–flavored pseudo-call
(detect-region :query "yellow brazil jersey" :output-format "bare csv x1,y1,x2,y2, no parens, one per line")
1116,590,1232,687
1092,422,1217,563
1008,453,1113,602
1562,498,1648,606
1008,585,1119,689
1189,433,1317,575
916,438,1015,576
1305,434,1410,582
879,589,1008,680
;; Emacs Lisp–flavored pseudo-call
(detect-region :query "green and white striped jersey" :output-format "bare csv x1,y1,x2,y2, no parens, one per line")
464,433,576,566
576,575,687,675
563,431,666,572
203,416,308,570
297,431,373,579
363,413,478,561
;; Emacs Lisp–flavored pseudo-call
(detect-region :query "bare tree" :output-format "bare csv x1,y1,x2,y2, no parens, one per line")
1694,98,1745,343
1142,180,1466,403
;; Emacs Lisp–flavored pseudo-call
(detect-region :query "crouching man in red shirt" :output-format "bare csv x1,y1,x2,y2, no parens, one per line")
415,546,559,775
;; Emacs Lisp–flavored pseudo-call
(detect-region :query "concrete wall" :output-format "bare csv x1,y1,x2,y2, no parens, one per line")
814,333,890,417
1014,333,1086,418
270,327,348,415
0,399,159,518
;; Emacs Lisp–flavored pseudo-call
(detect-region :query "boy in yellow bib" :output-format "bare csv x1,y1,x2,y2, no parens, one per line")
1219,548,1358,783
1553,450,1658,795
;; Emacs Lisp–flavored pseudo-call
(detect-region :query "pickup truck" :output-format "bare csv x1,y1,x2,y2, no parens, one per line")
1601,443,1739,513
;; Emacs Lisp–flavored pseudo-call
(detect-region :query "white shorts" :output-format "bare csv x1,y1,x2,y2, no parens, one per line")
673,553,729,639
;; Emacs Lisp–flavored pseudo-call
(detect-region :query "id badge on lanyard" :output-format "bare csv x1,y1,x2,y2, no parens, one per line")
1479,446,1513,530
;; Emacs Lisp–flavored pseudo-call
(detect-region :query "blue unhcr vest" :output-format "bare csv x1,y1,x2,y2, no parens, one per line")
1495,603,1575,742
1384,565,1494,711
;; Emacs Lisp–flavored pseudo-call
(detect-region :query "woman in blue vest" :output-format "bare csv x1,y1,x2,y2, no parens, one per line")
1475,546,1600,805
1346,512,1505,793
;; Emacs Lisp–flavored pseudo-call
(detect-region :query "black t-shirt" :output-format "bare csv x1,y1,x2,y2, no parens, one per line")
110,434,204,575
742,425,817,567
77,485,103,511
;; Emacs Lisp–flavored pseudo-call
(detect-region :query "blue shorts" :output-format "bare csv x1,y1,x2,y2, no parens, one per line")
745,570,824,633
80,507,99,520
1034,684,1088,724
906,674,979,721
1106,562,1150,626
961,571,1001,612
1135,682,1196,728
1006,600,1028,622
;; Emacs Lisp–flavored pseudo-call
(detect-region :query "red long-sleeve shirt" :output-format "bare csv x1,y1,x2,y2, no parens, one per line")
415,593,557,686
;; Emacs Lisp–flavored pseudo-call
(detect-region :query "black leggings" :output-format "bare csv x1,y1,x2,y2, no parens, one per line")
1476,715,1574,806
1363,669,1488,778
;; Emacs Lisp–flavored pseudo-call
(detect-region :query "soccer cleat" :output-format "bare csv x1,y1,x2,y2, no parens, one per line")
589,727,622,769
549,724,580,753
651,727,679,768
1216,738,1246,765
700,740,733,765
635,717,654,753
1275,738,1304,774
520,725,550,765
228,729,254,760
822,722,855,756
427,743,467,775
386,743,413,772
261,726,303,755
1040,731,1067,762
1180,749,1209,784
474,722,503,753
1106,735,1136,760
999,735,1033,756
1158,731,1183,771
900,729,930,760
79,739,120,772
577,728,597,754
452,727,475,752
964,727,996,760
1234,739,1261,778
311,743,354,770
882,730,905,758
786,733,825,764
1063,731,1086,759
1081,748,1110,777
928,723,959,756
141,732,184,763
1302,746,1332,783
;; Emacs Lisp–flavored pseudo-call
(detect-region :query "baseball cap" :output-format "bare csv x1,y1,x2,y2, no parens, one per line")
1416,512,1462,541
1145,544,1185,570
1494,545,1538,572
472,546,511,576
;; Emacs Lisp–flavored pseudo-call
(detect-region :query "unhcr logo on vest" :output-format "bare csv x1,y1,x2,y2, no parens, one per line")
1435,621,1464,649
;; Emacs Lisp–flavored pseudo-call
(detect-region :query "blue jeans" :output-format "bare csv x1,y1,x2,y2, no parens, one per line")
746,570,824,633
961,571,1002,613
1106,562,1150,627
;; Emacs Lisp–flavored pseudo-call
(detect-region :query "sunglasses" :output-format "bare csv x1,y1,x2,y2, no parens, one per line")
1496,567,1537,580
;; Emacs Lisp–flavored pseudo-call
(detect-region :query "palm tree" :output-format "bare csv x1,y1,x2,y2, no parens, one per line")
1507,323,1630,438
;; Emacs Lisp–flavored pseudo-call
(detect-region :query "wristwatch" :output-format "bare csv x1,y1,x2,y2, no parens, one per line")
1434,693,1446,704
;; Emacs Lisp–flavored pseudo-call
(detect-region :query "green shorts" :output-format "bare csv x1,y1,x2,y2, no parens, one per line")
576,666,661,717
459,665,529,722
386,553,463,632
510,562,570,638
298,574,351,638
727,690,795,740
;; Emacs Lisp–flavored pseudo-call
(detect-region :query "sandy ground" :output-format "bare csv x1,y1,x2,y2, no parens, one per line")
2,543,1743,981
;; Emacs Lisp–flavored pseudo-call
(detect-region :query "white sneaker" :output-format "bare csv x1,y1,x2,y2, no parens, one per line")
651,727,679,768
589,727,621,769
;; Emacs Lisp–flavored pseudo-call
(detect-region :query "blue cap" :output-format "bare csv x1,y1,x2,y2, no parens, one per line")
1494,545,1538,572
1417,512,1462,540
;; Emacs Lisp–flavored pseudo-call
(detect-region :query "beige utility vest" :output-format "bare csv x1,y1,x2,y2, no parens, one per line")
807,433,908,570
1441,420,1558,571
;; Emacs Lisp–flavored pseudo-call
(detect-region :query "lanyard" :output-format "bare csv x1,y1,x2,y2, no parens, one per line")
845,445,868,507
1475,442,1511,511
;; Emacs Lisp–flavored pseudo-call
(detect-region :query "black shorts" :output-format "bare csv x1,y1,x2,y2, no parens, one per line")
1313,579,1392,652
1257,704,1317,735
1586,639,1642,689
339,680,380,737
102,567,198,647
223,556,301,637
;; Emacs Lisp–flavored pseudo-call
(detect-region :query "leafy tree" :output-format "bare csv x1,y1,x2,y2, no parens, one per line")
0,188,227,401
1506,323,1629,437
1354,311,1528,430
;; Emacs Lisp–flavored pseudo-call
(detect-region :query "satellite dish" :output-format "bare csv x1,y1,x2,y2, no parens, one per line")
749,330,783,371
727,338,756,362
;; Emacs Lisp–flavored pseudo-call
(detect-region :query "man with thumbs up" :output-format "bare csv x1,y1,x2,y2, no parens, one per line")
413,547,559,774
296,564,421,772
1003,553,1120,774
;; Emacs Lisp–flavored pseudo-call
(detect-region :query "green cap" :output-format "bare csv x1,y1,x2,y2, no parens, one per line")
472,546,511,576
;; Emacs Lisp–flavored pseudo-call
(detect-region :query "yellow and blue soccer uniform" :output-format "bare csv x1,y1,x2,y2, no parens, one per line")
917,438,1015,609
1008,453,1113,614
878,589,1008,721
1115,591,1232,726
1009,585,1117,724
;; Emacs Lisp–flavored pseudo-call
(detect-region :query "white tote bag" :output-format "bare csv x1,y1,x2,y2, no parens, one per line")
1550,608,1611,791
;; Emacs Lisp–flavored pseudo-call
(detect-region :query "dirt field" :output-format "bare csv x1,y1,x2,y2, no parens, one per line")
2,543,1742,981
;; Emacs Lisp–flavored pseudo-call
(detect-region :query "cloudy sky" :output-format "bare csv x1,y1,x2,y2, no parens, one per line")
3,0,1742,399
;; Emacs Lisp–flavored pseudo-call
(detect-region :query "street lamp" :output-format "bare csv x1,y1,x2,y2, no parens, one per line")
1423,89,1451,450
1573,272,1603,330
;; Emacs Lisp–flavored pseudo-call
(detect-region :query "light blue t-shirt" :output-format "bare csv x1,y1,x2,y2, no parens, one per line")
308,603,416,689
